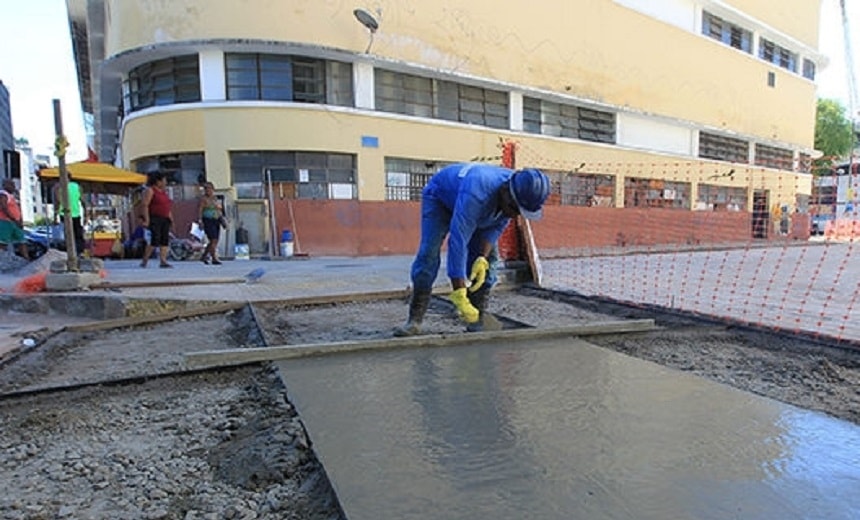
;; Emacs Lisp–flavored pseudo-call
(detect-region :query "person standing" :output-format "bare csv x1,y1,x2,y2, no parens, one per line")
53,179,86,255
393,163,550,336
197,181,226,265
140,172,174,268
0,179,28,259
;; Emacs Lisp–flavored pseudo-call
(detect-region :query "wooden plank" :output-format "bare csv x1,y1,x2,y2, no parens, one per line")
90,278,246,289
185,319,656,368
64,301,246,333
518,216,543,287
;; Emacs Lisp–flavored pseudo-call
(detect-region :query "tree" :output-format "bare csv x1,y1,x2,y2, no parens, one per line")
814,98,856,174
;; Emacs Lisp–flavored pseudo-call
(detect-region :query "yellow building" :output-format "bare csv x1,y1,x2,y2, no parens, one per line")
67,0,825,255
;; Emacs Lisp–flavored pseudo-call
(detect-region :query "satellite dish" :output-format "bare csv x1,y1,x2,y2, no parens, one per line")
353,9,379,33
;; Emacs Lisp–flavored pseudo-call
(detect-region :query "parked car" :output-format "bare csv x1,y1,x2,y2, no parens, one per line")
810,214,834,236
27,224,66,249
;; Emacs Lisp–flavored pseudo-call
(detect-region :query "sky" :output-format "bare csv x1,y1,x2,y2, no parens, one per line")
0,0,858,164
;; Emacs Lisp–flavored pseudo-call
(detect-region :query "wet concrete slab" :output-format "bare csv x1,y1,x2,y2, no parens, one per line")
277,337,860,520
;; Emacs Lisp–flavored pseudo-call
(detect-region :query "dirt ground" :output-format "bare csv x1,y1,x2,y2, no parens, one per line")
1,289,859,519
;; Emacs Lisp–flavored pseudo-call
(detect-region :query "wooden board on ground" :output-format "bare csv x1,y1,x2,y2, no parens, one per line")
518,216,543,287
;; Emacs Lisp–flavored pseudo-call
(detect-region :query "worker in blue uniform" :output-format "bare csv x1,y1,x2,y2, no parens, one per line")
394,163,551,336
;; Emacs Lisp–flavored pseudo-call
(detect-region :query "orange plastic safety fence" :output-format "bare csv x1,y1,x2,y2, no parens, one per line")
513,141,860,344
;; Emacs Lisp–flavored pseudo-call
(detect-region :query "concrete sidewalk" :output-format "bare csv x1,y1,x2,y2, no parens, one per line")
1,254,427,302
0,253,529,360
0,254,422,360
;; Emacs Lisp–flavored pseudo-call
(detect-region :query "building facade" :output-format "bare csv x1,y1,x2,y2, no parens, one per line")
0,80,17,182
67,0,825,256
15,141,52,224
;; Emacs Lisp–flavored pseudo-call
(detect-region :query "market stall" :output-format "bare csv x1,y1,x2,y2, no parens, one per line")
38,161,147,258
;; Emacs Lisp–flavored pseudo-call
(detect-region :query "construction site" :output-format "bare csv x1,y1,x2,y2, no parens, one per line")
1,247,859,519
2,0,860,518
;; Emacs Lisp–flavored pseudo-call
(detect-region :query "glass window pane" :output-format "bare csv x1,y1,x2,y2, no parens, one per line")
225,53,257,68
261,87,292,100
228,87,259,100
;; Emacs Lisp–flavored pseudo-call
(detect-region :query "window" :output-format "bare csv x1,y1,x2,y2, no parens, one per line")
125,55,201,112
624,178,690,209
754,144,793,170
132,152,206,201
374,69,509,129
696,184,748,211
447,84,509,129
759,38,797,72
225,54,353,106
699,132,749,164
544,169,615,207
812,184,836,205
375,70,434,117
702,11,752,53
523,97,616,144
229,151,356,200
384,158,451,201
798,153,812,173
802,59,816,80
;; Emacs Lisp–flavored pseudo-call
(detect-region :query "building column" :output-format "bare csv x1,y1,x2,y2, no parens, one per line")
510,92,523,132
199,49,226,101
354,61,375,110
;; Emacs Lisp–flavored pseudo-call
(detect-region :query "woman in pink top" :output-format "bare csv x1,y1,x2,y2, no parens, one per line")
0,178,28,258
140,172,174,268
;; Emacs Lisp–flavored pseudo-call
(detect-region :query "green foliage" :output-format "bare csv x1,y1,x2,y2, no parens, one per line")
813,98,856,174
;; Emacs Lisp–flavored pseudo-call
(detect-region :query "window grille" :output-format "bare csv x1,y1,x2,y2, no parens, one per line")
802,59,816,80
384,158,451,201
229,151,356,200
624,178,690,209
544,169,615,206
702,11,752,53
132,152,206,201
125,55,201,112
754,144,793,170
699,132,749,164
523,98,615,144
375,70,509,129
759,38,797,72
225,54,353,106
696,184,748,211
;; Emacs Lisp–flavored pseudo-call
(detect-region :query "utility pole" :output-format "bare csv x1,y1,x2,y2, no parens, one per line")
53,99,79,272
839,0,858,174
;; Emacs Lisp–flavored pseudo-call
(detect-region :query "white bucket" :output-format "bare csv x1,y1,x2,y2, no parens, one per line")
279,241,294,257
234,244,250,260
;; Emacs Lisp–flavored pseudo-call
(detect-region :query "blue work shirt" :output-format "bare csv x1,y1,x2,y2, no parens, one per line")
423,163,513,280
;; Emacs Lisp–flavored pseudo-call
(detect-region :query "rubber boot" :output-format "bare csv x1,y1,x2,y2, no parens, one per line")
466,287,490,333
393,289,432,337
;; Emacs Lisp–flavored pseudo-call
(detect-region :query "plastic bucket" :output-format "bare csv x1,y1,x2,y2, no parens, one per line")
280,230,294,257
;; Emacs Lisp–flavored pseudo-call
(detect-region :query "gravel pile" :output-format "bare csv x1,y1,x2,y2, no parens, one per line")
0,366,343,520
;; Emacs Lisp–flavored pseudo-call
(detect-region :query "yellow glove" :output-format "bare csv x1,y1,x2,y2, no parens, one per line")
449,288,480,323
468,256,489,293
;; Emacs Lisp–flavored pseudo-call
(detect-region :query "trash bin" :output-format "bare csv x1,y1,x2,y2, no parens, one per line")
279,229,294,257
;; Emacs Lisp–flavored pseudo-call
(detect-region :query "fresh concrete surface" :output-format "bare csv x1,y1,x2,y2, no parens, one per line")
277,336,860,520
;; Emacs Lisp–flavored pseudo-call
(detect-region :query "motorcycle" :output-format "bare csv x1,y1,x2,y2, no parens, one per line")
168,225,208,261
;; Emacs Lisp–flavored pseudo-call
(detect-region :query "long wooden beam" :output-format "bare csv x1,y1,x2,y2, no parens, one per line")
185,319,656,369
